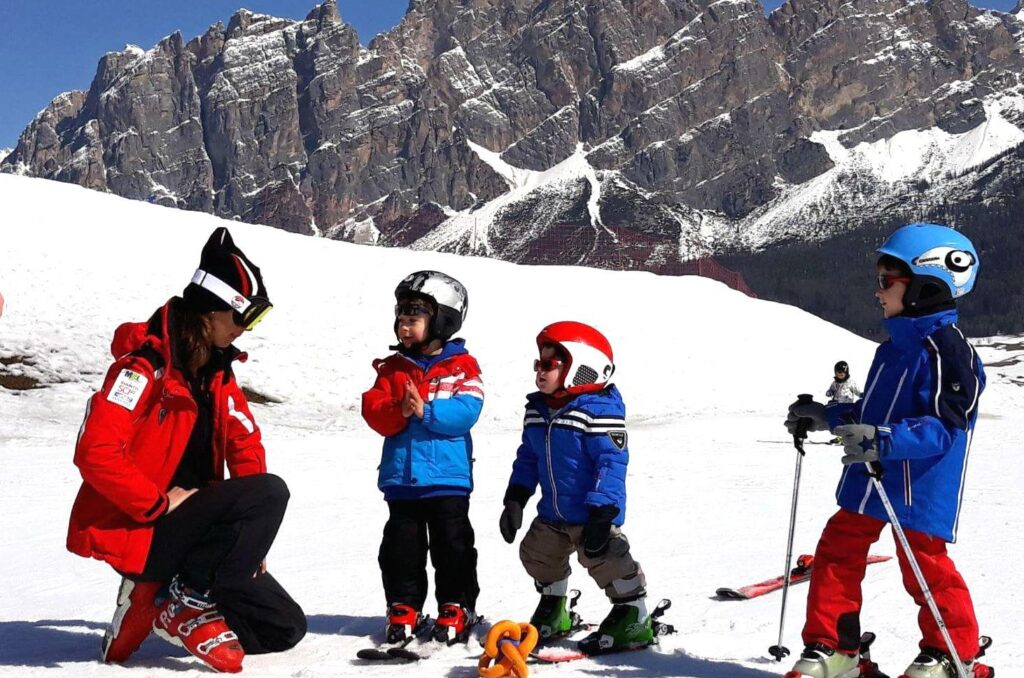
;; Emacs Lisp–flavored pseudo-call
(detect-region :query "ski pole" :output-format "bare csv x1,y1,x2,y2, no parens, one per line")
866,464,970,678
768,393,813,661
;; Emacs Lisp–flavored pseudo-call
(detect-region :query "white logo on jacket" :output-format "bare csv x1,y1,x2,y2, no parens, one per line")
106,369,148,411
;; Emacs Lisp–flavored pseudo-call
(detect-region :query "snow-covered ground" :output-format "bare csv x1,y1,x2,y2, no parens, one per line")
0,174,1020,676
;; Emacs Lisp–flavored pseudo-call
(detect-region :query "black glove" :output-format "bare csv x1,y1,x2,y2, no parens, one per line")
499,485,531,544
582,505,620,558
784,399,830,435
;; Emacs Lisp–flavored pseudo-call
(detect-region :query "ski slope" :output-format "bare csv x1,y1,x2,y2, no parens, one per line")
0,174,1020,676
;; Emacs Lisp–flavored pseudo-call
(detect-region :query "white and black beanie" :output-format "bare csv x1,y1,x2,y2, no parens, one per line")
182,228,269,313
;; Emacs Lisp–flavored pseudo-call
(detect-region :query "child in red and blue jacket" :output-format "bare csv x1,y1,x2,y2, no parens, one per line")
361,270,484,645
785,224,990,678
499,321,655,655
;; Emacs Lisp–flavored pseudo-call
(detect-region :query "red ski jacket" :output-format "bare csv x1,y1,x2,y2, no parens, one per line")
67,299,266,574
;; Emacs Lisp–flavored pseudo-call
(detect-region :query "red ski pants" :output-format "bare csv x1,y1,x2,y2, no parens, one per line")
803,509,979,659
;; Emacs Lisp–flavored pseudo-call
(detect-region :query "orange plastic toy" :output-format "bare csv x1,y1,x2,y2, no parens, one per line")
478,620,539,678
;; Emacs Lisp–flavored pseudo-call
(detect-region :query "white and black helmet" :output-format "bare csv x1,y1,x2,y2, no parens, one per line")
395,270,468,341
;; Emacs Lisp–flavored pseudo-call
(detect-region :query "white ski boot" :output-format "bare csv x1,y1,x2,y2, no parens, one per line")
786,643,861,678
898,639,994,678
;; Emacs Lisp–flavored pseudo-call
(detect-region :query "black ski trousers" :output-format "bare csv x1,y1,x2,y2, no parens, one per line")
379,496,479,612
134,473,306,653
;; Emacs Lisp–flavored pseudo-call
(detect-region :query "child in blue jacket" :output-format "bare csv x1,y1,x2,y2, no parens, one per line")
499,321,653,654
361,271,484,645
785,224,991,678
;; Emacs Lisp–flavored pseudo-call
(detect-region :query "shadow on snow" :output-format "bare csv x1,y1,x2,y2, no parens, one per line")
0,614,379,669
0,619,191,670
445,647,781,678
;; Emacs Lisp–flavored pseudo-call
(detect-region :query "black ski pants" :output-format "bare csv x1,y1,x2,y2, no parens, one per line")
378,496,479,612
134,473,306,653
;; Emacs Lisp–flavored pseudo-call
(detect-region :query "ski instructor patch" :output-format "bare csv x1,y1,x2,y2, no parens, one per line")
607,430,627,450
107,369,148,411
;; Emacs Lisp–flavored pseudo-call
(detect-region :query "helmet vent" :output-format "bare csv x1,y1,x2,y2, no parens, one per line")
573,365,598,386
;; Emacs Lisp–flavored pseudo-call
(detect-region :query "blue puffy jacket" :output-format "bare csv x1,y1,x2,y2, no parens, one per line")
825,309,985,542
508,386,629,525
362,340,484,498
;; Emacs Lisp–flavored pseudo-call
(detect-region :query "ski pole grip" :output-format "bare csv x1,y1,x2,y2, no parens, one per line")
794,393,813,440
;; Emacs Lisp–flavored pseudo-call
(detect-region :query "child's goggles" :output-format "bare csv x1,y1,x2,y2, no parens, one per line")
395,300,432,317
533,357,565,372
877,274,912,290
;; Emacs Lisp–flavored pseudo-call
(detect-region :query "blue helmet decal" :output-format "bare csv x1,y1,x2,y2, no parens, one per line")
877,223,979,299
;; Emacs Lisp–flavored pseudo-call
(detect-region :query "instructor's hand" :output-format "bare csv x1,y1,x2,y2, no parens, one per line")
166,486,198,514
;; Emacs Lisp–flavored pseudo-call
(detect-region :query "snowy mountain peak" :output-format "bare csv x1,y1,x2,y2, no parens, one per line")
1,0,1023,334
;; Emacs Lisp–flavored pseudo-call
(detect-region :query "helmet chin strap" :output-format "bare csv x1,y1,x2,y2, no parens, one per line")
390,332,439,356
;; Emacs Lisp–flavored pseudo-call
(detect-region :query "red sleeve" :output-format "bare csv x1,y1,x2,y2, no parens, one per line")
223,381,266,478
74,357,169,523
361,359,408,437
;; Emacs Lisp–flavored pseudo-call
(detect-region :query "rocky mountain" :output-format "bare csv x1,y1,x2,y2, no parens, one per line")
3,0,1023,333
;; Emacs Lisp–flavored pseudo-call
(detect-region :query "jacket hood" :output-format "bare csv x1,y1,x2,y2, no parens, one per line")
527,384,623,410
883,309,958,351
110,303,170,362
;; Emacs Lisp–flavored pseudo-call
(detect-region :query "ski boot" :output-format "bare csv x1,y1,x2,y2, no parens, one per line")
530,582,583,641
577,598,655,655
101,578,164,663
786,633,888,678
385,603,429,645
432,602,479,645
898,636,993,678
153,577,245,673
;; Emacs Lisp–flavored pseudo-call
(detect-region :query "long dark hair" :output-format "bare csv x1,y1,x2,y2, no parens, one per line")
172,302,213,378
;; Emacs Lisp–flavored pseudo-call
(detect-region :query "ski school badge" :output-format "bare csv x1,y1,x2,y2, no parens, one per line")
107,369,148,411
607,430,627,450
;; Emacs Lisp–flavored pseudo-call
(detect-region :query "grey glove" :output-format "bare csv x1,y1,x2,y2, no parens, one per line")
834,424,880,465
784,399,829,435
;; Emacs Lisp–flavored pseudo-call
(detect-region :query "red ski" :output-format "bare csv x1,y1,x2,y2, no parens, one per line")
715,554,891,600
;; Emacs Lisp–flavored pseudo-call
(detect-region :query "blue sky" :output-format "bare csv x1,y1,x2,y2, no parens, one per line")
0,0,1019,149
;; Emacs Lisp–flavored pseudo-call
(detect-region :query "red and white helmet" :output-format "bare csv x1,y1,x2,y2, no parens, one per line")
536,321,615,395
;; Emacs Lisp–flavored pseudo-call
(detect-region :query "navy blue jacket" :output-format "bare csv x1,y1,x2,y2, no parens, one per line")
826,310,985,542
508,386,629,525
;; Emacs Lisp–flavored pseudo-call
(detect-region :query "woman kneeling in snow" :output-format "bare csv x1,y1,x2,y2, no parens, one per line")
67,227,305,673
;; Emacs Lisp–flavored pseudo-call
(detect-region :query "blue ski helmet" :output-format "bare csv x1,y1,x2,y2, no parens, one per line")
876,223,978,311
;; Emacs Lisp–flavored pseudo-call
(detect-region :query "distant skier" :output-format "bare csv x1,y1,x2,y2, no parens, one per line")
499,322,655,654
361,270,484,645
826,361,863,444
67,228,305,673
785,224,991,678
826,361,862,404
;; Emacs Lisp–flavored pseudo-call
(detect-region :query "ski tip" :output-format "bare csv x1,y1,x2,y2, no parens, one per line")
386,647,422,661
713,588,748,600
532,649,589,663
356,648,398,661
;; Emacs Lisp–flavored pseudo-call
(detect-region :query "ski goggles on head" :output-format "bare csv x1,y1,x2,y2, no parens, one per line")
395,300,433,317
233,297,273,331
877,274,912,290
533,357,565,373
